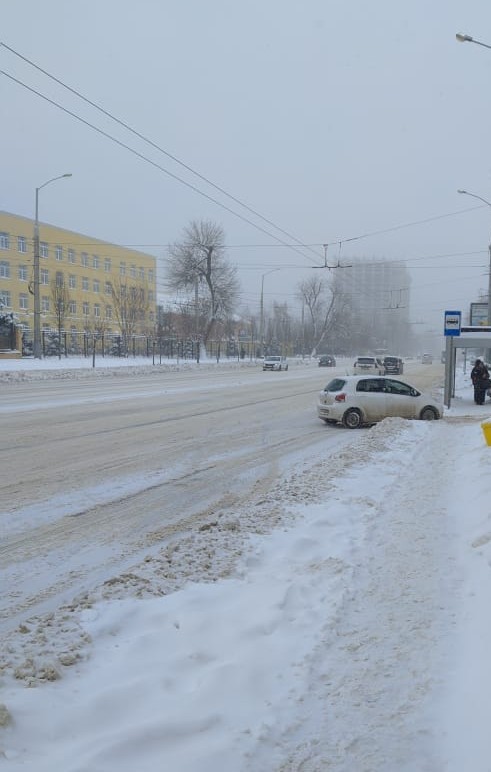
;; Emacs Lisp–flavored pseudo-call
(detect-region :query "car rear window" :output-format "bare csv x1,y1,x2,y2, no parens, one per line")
325,378,346,392
356,357,376,364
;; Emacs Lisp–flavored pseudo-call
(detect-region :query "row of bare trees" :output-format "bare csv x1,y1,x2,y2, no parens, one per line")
48,217,409,358
164,220,349,355
50,275,150,359
164,219,398,356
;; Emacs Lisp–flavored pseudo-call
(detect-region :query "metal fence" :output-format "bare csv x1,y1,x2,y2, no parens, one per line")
20,329,258,362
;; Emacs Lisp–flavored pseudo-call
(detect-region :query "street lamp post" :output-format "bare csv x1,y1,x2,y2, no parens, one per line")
457,189,491,360
259,269,279,358
456,33,491,50
33,173,72,359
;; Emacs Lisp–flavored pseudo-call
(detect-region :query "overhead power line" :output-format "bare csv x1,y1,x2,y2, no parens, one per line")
2,67,319,261
1,40,488,265
0,40,323,263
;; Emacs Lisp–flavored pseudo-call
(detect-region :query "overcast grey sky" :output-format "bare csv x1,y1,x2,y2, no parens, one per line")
2,0,491,341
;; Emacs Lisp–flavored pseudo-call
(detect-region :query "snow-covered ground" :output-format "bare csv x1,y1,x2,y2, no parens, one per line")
2,357,491,770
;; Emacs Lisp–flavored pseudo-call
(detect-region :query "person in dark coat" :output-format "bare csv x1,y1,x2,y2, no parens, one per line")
471,358,491,405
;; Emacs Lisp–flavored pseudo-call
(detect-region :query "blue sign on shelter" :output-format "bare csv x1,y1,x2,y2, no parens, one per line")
444,310,461,336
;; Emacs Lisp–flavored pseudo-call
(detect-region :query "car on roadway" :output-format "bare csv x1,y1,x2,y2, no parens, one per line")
352,356,384,375
317,374,443,428
421,353,433,364
262,355,288,371
318,354,336,367
383,355,404,375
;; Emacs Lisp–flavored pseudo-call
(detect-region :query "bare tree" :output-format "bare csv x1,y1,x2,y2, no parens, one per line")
297,274,340,356
298,276,325,351
110,277,149,354
166,220,240,345
51,277,70,359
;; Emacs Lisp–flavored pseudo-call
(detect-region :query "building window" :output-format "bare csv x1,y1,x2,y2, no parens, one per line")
18,236,27,253
92,254,100,269
55,245,63,261
105,305,112,319
130,264,136,278
69,274,76,289
41,268,49,285
82,301,90,316
94,303,101,317
104,257,111,272
0,289,11,307
93,279,100,293
149,311,154,322
69,300,77,315
81,252,89,267
19,293,29,310
82,277,89,291
148,290,154,301
55,271,64,287
41,296,50,312
104,281,112,295
0,232,10,250
120,261,126,276
139,267,145,280
148,269,154,282
68,249,76,264
40,242,49,258
18,265,27,281
0,261,10,278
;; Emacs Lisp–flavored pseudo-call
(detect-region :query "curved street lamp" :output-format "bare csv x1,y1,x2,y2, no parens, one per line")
33,173,72,358
456,33,491,50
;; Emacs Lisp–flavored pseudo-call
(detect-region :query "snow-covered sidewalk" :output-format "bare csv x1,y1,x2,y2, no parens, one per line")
2,369,491,770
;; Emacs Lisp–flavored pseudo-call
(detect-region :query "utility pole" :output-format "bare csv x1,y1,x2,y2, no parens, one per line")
33,189,41,358
32,173,72,358
259,268,279,358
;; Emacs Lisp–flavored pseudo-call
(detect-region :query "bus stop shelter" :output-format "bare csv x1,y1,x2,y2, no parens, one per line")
444,326,491,408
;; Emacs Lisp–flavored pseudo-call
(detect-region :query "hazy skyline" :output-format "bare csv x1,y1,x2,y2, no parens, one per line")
2,0,491,347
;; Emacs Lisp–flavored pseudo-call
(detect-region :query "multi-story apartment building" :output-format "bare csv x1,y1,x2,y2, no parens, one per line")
0,212,157,341
332,257,411,354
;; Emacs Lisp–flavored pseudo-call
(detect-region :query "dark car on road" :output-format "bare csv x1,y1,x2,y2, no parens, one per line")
318,355,336,367
383,356,404,375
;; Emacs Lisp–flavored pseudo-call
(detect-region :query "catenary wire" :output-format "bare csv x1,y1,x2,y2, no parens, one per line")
0,40,324,263
2,42,488,262
0,68,321,265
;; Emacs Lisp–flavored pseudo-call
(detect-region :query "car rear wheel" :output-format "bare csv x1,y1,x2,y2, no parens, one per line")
342,408,363,429
420,406,438,421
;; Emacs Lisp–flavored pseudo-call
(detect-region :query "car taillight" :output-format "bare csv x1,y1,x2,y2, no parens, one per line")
334,393,347,402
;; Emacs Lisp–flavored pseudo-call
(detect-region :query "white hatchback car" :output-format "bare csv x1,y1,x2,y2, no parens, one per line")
317,375,443,428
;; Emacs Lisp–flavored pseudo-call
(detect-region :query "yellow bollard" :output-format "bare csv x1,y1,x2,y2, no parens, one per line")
481,420,491,446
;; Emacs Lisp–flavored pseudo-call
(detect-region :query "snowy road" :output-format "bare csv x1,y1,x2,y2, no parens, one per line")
2,362,364,628
6,358,477,772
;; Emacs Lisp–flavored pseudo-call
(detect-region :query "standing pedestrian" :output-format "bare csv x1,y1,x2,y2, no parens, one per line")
471,358,491,405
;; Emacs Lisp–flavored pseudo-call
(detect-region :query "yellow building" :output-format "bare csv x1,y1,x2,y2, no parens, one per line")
0,211,157,349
